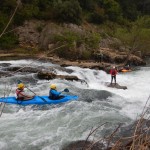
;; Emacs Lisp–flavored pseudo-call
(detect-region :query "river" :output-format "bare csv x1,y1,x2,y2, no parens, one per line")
0,59,150,150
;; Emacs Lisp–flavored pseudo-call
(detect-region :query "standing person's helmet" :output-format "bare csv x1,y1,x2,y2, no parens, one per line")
50,84,56,90
18,83,25,89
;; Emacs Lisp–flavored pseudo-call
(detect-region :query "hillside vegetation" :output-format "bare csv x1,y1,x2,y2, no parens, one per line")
0,0,150,59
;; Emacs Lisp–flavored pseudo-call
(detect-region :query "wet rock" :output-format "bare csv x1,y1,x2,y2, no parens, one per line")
128,55,146,66
4,66,41,73
37,71,80,81
0,63,11,67
61,61,107,70
94,48,146,66
105,82,127,90
0,71,12,78
37,71,56,80
55,66,74,74
62,140,105,150
57,75,79,81
78,89,112,102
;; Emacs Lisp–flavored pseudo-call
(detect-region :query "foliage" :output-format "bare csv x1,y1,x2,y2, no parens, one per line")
88,7,106,24
85,32,101,50
54,0,82,24
0,0,149,26
0,0,16,15
78,0,95,11
81,50,92,60
0,33,18,49
51,32,81,59
99,0,122,22
0,0,149,52
19,4,39,20
114,16,150,56
36,24,43,33
115,0,139,21
13,3,40,25
0,12,9,33
50,31,101,60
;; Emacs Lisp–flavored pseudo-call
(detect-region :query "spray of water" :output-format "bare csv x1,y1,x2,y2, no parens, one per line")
0,60,150,150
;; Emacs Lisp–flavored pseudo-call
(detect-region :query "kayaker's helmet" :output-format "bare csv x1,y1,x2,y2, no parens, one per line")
50,84,56,90
18,83,24,89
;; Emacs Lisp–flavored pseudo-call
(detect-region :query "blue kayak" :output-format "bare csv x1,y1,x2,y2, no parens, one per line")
0,95,78,105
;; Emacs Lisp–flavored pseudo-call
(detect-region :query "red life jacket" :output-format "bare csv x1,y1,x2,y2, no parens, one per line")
16,88,25,98
110,69,117,75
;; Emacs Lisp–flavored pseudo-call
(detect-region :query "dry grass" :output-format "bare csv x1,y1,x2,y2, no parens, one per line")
82,96,150,150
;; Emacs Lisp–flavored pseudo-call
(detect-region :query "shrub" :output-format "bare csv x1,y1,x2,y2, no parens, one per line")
88,7,106,24
0,12,9,32
81,50,92,60
50,31,101,60
85,32,101,50
51,31,81,48
54,0,82,24
0,33,18,49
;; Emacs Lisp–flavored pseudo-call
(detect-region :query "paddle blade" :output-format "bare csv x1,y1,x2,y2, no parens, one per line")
64,88,69,92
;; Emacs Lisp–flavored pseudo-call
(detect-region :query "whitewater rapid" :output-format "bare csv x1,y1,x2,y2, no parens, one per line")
0,60,150,150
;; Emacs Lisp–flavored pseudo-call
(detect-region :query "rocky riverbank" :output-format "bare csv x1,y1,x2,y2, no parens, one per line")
0,47,146,73
0,20,147,73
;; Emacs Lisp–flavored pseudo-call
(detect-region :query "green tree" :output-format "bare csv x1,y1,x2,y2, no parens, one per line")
78,0,95,11
99,0,122,22
0,33,18,49
0,0,16,15
37,0,55,20
14,3,39,25
115,0,139,21
88,6,106,24
114,17,150,61
0,12,9,33
54,0,82,24
85,32,101,50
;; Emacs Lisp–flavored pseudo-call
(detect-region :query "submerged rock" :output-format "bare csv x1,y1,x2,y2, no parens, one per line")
78,89,112,102
112,119,150,149
0,71,12,78
0,63,11,67
62,140,105,150
37,71,80,81
3,66,41,73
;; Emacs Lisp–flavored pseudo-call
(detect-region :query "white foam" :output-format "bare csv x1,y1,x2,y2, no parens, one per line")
0,60,150,149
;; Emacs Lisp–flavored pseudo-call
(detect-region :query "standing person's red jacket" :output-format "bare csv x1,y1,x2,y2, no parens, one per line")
110,69,117,76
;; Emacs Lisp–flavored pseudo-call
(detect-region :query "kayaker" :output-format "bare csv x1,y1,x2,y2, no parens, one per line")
16,83,34,100
124,65,130,70
110,66,117,84
118,65,131,72
49,84,62,100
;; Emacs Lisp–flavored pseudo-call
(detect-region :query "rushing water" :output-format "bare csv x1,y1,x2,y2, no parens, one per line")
0,59,150,150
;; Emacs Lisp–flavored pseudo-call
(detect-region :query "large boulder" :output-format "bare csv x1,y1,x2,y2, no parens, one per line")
37,71,80,81
0,63,11,67
105,82,127,90
94,48,146,66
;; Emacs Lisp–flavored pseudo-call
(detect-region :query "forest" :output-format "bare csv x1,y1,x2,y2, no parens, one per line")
0,0,150,57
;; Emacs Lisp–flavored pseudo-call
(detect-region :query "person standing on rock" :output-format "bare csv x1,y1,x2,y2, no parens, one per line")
110,66,117,85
